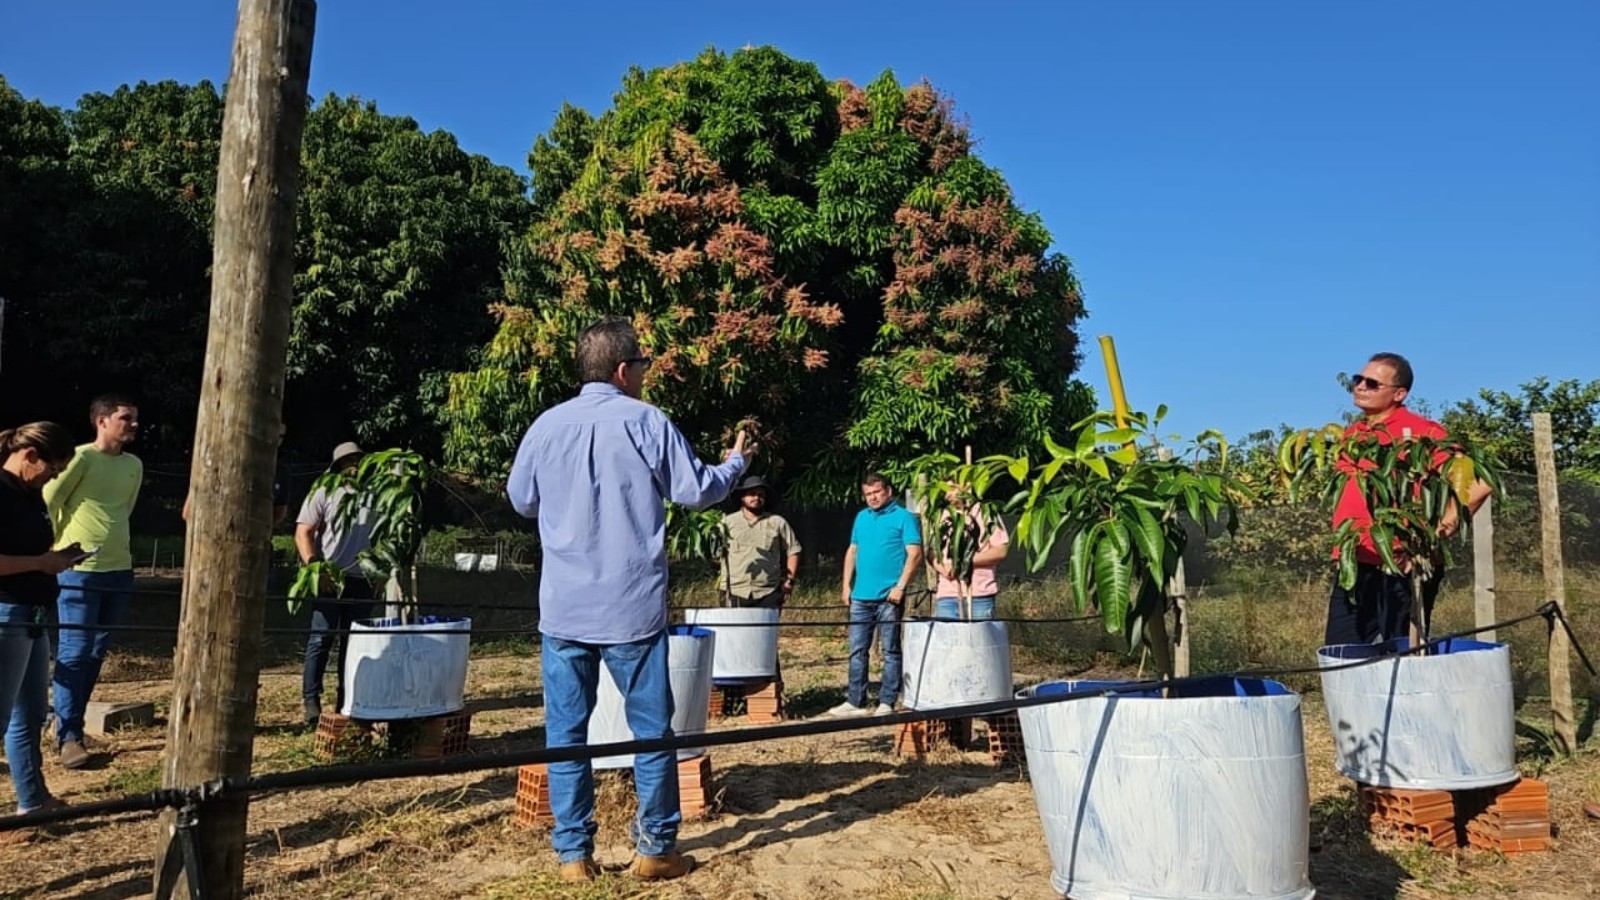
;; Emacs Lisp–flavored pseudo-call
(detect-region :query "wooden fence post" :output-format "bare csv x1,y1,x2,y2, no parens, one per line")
1472,495,1496,642
1533,413,1576,756
152,3,317,898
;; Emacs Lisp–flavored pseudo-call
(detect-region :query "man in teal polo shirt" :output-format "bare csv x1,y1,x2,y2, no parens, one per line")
829,473,923,717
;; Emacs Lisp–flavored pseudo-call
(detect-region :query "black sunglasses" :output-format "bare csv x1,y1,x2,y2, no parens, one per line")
623,356,653,369
1349,375,1398,391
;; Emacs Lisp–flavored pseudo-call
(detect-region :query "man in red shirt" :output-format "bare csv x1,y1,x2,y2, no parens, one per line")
1325,352,1493,645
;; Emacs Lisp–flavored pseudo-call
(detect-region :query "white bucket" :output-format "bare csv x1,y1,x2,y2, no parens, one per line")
900,618,1012,711
684,607,780,681
588,625,716,769
1318,638,1516,789
1020,677,1313,900
343,616,471,720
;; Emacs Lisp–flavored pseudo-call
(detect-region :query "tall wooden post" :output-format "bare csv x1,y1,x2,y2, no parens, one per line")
153,3,316,898
1533,413,1576,756
1472,495,1496,642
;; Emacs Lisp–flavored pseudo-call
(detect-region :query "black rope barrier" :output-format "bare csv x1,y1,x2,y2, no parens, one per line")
2,599,1589,836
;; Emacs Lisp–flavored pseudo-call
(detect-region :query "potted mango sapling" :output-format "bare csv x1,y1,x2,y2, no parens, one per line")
289,450,471,720
1006,409,1313,900
1280,422,1511,789
897,453,1015,712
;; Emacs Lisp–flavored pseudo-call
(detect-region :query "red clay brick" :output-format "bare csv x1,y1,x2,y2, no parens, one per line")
513,764,555,829
678,754,714,819
313,713,376,763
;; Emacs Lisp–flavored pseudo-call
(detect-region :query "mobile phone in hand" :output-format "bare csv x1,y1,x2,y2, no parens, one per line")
66,546,99,564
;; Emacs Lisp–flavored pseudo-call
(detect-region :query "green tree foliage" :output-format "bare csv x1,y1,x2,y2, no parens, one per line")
1205,426,1333,577
0,78,529,467
289,95,530,454
0,79,217,455
1441,377,1600,566
1442,377,1600,484
446,47,1088,502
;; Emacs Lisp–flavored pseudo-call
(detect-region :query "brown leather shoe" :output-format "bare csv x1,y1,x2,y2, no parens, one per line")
558,858,600,883
628,850,694,880
59,739,90,770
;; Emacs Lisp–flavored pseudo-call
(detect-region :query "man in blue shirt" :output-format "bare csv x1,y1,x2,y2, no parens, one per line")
829,473,923,717
508,317,748,883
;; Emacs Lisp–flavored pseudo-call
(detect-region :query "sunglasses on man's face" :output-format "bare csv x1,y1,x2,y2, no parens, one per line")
623,356,653,370
1349,375,1397,392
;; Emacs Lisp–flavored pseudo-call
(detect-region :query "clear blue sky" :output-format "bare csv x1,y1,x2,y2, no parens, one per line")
4,1,1596,444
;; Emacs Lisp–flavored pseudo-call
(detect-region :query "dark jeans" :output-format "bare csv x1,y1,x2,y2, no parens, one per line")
302,577,375,710
1324,563,1443,646
728,587,784,609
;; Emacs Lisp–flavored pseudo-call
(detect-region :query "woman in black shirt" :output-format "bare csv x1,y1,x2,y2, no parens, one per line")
0,421,80,841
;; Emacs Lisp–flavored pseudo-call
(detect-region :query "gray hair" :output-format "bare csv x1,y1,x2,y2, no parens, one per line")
576,317,641,384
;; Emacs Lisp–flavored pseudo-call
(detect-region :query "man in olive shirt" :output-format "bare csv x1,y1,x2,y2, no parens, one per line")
720,476,801,608
43,394,142,769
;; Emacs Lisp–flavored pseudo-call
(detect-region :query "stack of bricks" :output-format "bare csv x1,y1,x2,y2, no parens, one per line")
313,713,375,763
512,755,716,829
312,710,473,763
894,718,954,757
677,754,714,818
708,680,784,724
1358,776,1551,854
1463,777,1551,854
743,680,783,723
513,764,555,828
1358,785,1460,849
398,710,473,759
984,711,1025,769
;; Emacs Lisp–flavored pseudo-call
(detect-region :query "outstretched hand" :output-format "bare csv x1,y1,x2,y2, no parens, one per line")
727,428,758,462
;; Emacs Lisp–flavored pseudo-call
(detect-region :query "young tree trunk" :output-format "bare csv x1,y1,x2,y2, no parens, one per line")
152,3,316,898
1409,571,1427,652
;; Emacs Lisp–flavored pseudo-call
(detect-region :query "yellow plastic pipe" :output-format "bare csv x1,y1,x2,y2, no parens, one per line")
1098,335,1131,429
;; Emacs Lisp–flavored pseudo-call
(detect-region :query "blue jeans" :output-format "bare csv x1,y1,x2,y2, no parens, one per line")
542,630,678,862
933,596,996,620
1,603,54,811
302,577,376,709
847,600,902,708
53,568,134,746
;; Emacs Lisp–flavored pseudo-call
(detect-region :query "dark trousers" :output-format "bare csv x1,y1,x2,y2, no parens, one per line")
728,587,784,609
1324,563,1443,646
302,576,375,709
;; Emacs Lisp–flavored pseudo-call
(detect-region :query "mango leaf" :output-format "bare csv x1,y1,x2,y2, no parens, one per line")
1446,456,1476,504
1128,503,1168,588
1093,535,1132,634
1007,455,1031,484
1084,455,1111,480
1067,526,1092,613
1107,444,1138,467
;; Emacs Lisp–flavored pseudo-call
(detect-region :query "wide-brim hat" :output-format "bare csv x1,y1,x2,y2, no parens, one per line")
732,474,772,497
330,441,365,468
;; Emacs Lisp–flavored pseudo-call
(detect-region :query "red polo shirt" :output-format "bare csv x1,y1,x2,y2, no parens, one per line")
1331,405,1448,565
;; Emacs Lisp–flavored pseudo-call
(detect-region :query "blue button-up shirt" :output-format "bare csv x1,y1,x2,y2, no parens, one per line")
507,383,746,643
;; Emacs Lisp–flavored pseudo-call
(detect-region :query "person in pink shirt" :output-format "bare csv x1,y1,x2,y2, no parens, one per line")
930,486,1009,619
